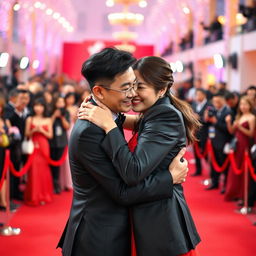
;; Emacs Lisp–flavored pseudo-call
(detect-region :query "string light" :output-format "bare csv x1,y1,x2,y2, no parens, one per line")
20,57,29,69
139,1,147,8
106,0,114,7
32,60,40,69
0,53,9,68
13,3,21,11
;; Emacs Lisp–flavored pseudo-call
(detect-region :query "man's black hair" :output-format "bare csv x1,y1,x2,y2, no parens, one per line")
196,88,207,95
213,92,226,98
81,47,136,89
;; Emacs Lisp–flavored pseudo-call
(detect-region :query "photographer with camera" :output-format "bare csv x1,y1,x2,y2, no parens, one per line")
50,96,70,194
204,93,232,192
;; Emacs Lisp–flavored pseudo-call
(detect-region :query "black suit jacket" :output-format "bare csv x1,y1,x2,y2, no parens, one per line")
192,100,211,148
101,97,201,256
210,105,232,150
58,115,174,256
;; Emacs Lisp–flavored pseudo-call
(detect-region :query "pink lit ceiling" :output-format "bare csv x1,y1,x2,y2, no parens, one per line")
69,0,210,46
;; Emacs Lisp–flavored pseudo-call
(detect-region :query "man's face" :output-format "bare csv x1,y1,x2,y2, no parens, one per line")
195,91,205,103
212,96,224,110
16,92,30,111
99,67,136,113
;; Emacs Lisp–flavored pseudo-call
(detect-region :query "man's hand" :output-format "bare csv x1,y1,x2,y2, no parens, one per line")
169,148,189,184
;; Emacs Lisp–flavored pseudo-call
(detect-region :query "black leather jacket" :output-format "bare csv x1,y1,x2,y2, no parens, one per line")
101,97,201,256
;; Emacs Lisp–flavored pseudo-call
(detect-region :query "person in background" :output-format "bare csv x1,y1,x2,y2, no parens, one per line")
191,88,211,176
204,92,232,192
207,84,218,100
225,91,240,117
4,88,18,119
245,85,256,109
217,81,229,95
7,89,30,201
49,96,70,194
59,92,78,191
225,96,256,202
24,98,53,206
187,78,203,104
0,95,16,211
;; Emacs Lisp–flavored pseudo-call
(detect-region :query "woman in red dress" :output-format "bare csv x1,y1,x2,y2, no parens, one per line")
225,96,256,201
24,98,54,206
79,56,201,256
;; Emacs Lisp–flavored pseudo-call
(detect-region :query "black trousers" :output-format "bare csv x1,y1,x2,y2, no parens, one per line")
210,146,229,188
10,143,23,200
193,138,207,175
50,147,65,190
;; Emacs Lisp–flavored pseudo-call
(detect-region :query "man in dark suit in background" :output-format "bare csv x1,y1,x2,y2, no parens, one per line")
6,89,30,201
57,48,188,256
191,88,210,176
204,92,232,191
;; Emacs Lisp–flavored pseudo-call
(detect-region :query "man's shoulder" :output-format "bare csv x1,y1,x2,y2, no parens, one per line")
70,119,104,140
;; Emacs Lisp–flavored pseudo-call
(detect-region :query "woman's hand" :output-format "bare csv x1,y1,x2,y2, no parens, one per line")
77,100,117,133
225,115,232,123
168,148,189,184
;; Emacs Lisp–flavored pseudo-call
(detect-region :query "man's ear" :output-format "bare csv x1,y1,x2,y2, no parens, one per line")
92,85,104,100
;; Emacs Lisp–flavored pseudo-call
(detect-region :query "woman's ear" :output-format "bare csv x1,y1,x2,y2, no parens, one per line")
159,88,168,98
92,86,104,100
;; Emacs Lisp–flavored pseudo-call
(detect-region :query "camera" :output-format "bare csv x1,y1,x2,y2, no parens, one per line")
207,106,217,117
59,108,66,116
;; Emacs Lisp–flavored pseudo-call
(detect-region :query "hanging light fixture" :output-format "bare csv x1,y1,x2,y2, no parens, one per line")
115,43,136,53
108,12,144,26
113,31,138,41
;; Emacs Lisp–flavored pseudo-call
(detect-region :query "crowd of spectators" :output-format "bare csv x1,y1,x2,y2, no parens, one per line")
0,71,90,213
177,79,256,213
0,68,256,220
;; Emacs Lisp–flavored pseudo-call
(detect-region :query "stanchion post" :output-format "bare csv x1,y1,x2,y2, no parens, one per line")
0,164,21,236
239,151,249,215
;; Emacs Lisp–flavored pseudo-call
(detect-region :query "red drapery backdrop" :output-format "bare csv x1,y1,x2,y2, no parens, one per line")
62,40,154,81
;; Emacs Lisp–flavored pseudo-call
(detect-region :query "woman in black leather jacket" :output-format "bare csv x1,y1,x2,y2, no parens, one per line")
79,56,201,256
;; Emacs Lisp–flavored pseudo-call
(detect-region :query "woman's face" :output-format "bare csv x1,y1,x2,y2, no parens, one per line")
239,99,250,114
132,70,163,113
56,97,65,108
34,104,45,116
66,95,75,106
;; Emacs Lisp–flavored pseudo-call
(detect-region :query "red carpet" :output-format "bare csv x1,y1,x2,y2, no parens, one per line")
0,149,256,256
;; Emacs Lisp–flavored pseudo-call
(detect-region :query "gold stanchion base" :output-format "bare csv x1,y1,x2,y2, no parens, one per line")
0,226,21,236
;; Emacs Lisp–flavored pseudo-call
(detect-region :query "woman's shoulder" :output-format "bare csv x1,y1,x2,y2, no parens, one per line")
144,98,183,121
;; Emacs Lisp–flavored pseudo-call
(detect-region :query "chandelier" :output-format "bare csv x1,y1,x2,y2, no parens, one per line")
113,30,138,41
107,0,147,52
108,12,144,26
115,43,136,53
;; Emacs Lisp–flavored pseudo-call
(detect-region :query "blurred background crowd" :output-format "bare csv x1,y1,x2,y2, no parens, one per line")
0,70,256,216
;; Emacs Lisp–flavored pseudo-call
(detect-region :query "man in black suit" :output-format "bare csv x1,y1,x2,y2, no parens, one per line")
191,89,210,176
57,48,188,256
204,92,232,190
7,89,30,200
4,88,18,119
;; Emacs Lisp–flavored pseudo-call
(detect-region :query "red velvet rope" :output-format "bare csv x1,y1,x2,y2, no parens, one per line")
208,140,230,173
194,141,208,159
246,153,256,181
41,146,68,166
0,146,68,187
9,150,36,177
0,150,10,190
228,152,244,175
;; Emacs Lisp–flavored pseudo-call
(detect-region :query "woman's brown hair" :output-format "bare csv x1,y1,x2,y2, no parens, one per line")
133,56,201,144
235,95,255,120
